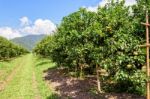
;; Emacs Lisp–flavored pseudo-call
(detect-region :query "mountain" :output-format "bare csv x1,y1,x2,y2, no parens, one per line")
11,35,46,51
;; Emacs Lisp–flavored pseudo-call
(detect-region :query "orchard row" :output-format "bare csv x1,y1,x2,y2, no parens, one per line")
34,0,148,95
0,36,28,60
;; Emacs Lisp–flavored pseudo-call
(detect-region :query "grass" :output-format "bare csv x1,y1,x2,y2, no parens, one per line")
0,54,58,99
0,56,23,82
34,55,59,99
0,54,34,99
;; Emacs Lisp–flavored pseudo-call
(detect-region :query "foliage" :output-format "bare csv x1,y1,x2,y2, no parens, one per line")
0,36,29,60
34,35,55,58
34,0,147,95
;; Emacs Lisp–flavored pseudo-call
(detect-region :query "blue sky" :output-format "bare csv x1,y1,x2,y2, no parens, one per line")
0,0,136,39
0,0,100,26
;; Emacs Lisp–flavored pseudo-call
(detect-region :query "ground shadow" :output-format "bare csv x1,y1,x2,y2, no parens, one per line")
34,56,53,67
36,60,51,67
44,68,146,99
46,93,60,99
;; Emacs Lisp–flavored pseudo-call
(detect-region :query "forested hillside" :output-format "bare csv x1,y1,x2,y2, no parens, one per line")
11,35,45,51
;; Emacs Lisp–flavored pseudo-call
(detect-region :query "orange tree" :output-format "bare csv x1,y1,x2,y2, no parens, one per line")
34,0,147,95
96,1,146,94
0,36,29,60
33,36,55,58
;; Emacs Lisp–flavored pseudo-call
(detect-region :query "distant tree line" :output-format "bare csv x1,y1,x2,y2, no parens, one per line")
0,36,29,60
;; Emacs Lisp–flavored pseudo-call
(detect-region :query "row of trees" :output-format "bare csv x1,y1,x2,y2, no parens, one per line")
0,36,28,60
34,0,149,95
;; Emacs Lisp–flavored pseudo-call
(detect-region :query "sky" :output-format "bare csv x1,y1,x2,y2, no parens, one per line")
0,0,136,39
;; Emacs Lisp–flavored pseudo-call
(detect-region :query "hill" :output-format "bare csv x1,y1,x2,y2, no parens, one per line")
11,35,46,51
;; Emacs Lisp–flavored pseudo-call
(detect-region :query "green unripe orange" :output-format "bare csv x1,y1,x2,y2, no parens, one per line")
133,51,138,56
127,64,132,69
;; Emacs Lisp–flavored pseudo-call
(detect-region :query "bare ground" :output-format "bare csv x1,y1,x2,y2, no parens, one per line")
44,68,146,99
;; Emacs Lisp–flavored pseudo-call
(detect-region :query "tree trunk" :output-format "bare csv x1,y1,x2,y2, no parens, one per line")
96,64,102,92
75,64,77,77
75,65,77,72
80,63,83,79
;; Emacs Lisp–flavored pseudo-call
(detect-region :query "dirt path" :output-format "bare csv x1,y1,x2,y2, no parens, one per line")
0,57,25,91
32,71,41,99
0,54,42,99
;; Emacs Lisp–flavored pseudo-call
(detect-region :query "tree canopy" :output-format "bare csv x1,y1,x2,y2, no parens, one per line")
34,0,148,95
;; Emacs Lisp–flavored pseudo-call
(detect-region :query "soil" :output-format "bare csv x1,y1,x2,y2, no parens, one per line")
44,68,146,99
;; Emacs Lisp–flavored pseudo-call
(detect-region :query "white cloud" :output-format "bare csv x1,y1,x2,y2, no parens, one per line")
86,0,107,12
0,17,56,39
20,16,31,26
125,0,136,6
0,27,21,39
99,0,108,7
86,6,98,12
21,19,56,35
86,0,136,12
